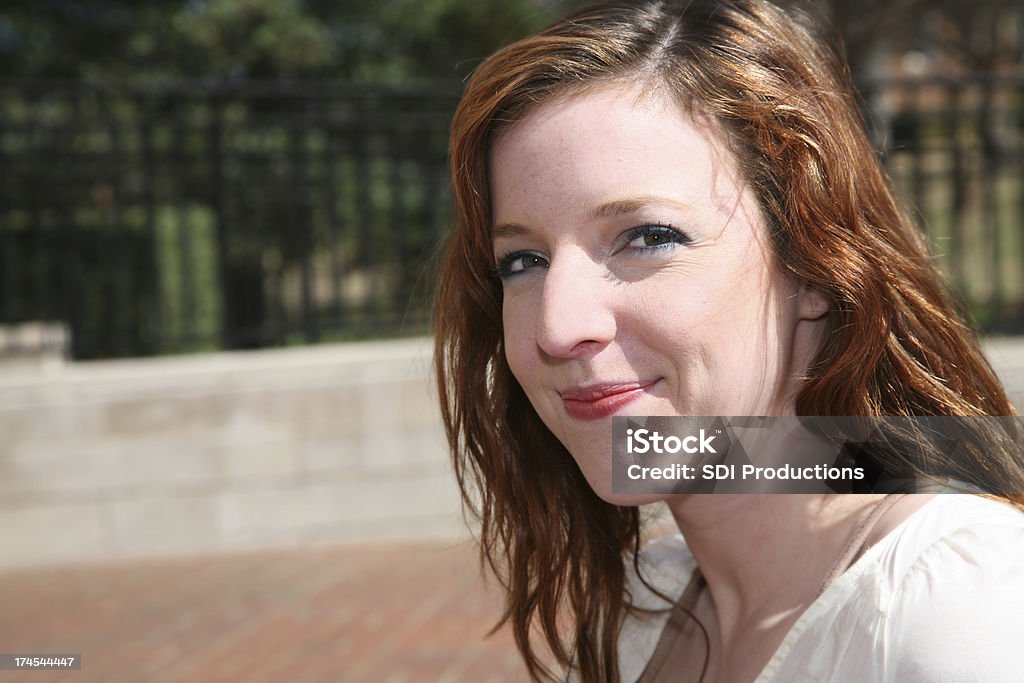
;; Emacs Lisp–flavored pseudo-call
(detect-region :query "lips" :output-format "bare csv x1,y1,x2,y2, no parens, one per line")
561,381,657,421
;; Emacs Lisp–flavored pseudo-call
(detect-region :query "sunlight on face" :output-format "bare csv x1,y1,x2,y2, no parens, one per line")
489,83,828,503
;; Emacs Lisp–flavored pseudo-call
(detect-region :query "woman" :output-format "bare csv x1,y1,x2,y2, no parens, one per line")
434,1,1024,681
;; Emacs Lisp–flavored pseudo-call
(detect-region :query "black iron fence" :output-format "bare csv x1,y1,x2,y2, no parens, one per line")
0,80,459,359
0,76,1022,360
858,75,1024,329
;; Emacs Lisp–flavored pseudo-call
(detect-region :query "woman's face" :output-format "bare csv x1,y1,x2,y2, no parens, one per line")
489,83,827,502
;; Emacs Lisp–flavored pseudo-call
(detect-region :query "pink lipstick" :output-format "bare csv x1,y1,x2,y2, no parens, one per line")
561,381,657,421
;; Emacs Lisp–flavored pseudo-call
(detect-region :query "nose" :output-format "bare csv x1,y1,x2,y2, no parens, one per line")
536,250,616,358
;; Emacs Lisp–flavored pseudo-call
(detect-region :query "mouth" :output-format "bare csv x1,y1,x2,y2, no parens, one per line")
560,380,658,421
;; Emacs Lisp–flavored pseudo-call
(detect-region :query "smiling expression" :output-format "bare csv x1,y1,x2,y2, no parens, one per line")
489,83,827,501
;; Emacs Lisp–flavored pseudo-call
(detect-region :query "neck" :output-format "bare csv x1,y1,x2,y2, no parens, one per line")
664,494,885,641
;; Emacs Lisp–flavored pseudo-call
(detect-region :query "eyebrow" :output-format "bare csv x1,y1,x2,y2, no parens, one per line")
491,195,692,240
589,196,693,219
491,221,531,240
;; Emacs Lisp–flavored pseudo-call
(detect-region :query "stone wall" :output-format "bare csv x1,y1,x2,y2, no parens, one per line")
1,336,1022,569
0,338,463,568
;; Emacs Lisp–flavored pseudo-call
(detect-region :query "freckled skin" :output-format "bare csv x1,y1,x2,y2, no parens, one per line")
490,84,828,503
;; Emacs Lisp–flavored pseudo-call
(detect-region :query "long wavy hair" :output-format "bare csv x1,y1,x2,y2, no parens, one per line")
434,1,1020,680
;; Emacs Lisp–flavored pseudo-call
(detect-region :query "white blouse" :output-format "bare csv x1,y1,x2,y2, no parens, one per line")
615,495,1024,682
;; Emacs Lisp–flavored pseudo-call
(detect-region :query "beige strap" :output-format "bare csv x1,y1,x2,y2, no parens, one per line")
815,494,905,599
636,569,705,683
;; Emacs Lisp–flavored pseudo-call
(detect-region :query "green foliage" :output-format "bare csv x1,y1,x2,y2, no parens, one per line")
173,0,336,78
322,0,553,80
155,204,221,346
0,0,553,82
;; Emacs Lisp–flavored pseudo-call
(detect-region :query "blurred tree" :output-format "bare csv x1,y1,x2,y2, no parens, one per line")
332,0,554,80
1,1,1020,82
0,1,180,78
815,0,1023,76
0,0,551,81
173,0,337,79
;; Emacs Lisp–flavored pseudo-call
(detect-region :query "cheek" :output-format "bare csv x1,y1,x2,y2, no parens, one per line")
501,296,536,382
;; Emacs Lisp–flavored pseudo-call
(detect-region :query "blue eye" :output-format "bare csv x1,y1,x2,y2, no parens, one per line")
496,251,549,279
623,224,690,251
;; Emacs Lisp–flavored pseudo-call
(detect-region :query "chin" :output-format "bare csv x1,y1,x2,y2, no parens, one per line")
599,491,668,507
580,470,667,507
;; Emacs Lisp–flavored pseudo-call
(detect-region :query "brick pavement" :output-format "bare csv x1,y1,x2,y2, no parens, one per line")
0,542,536,683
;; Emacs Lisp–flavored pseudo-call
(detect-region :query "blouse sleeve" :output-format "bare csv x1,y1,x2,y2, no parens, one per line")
887,522,1024,682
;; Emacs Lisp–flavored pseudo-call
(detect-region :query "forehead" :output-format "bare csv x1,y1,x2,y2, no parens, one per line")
488,83,749,223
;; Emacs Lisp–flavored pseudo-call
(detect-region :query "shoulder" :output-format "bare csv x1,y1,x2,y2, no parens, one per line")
877,496,1024,680
612,534,695,683
565,534,695,683
626,533,696,610
765,496,1024,682
874,494,1024,592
